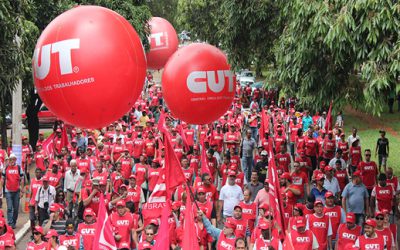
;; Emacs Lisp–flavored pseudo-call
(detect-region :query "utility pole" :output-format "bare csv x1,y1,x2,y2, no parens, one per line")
12,31,22,166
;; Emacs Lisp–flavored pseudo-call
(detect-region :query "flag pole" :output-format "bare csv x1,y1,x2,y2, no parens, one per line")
185,180,200,211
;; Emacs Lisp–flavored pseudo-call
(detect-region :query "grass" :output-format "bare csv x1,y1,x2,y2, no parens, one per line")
344,110,400,175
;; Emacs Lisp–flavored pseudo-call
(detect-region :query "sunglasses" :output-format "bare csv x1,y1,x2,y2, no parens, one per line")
376,217,384,220
33,232,41,235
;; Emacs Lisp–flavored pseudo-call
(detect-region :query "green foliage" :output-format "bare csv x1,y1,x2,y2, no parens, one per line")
176,0,222,46
272,0,400,114
147,0,178,27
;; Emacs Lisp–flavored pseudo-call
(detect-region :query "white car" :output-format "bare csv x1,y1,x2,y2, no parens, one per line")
239,70,255,87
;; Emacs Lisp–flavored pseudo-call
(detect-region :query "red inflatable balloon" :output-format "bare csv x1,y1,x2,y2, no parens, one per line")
32,6,146,128
146,17,179,70
162,43,235,124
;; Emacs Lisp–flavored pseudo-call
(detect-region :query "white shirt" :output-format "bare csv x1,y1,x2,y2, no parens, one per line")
323,176,341,195
328,157,347,169
35,185,56,209
63,169,81,192
219,184,244,217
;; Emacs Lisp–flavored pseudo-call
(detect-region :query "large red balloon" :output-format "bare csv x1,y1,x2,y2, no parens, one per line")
146,17,179,70
162,43,235,124
32,6,146,128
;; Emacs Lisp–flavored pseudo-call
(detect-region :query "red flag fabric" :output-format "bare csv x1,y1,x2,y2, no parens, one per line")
182,186,200,250
325,100,333,131
93,194,117,250
177,124,189,151
200,145,211,175
157,111,168,134
61,126,69,148
164,134,187,193
267,148,286,238
41,133,56,160
153,202,171,250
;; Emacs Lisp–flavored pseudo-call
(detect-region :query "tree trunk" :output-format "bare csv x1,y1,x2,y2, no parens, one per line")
0,108,7,150
26,89,42,151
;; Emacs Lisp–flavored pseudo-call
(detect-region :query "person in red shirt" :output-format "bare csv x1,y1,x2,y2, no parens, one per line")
295,128,306,156
132,133,145,162
334,160,349,192
201,173,219,203
385,167,399,195
337,133,349,161
117,149,134,180
324,191,345,246
147,159,162,193
280,172,301,206
210,125,224,153
374,211,395,250
126,174,144,212
274,127,286,153
230,205,247,239
349,139,362,175
27,226,46,250
34,143,48,174
253,221,283,250
239,189,257,233
336,212,362,249
144,132,156,163
108,200,138,248
305,130,319,170
29,169,43,232
291,161,310,201
322,131,336,164
47,162,62,189
307,200,333,250
358,149,378,195
284,216,319,250
354,219,386,249
77,208,97,250
289,118,302,157
371,173,396,218
275,145,291,174
59,219,81,248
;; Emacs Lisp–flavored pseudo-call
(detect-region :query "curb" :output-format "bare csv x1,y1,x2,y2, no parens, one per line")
15,221,30,244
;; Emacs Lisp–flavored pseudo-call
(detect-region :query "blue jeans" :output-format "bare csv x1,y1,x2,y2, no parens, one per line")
250,127,258,142
241,156,253,182
5,191,20,227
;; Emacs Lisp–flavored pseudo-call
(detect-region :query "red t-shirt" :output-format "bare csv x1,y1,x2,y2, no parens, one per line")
358,161,378,189
77,222,97,250
109,212,138,248
26,241,47,250
291,171,308,197
30,178,43,206
4,165,22,192
276,153,291,173
349,146,362,167
184,129,195,146
305,137,318,156
34,150,47,171
336,223,361,249
148,167,162,192
144,139,156,157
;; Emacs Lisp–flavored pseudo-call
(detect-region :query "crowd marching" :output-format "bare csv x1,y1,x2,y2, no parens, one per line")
0,72,398,250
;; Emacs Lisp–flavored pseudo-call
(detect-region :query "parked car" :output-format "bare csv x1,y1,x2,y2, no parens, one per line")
239,70,255,87
22,105,57,128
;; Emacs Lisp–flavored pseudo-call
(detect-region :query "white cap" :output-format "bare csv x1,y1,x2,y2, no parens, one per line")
9,154,16,159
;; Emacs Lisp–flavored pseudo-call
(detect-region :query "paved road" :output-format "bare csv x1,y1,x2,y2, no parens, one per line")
17,231,31,249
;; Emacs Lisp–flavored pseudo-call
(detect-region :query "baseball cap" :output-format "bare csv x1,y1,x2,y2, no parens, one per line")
294,203,304,211
259,203,269,211
315,173,325,181
138,241,152,250
325,191,334,198
36,142,42,147
325,165,333,171
234,205,242,211
353,170,361,177
261,150,268,156
119,184,128,190
56,128,62,133
9,154,16,159
375,211,384,217
83,208,96,217
119,242,130,249
150,218,159,226
314,200,324,206
364,219,377,228
259,221,271,230
45,229,59,238
52,160,59,166
229,164,238,171
129,174,137,179
295,217,306,228
172,201,182,211
41,175,49,182
281,172,292,181
224,219,236,230
228,170,237,177
116,200,126,207
197,186,206,194
346,212,356,223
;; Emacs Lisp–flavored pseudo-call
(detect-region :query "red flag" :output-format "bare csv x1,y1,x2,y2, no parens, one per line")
325,100,333,131
157,111,168,134
41,133,56,159
61,126,69,148
200,145,211,175
153,202,171,250
93,194,117,250
164,133,187,193
182,186,200,250
267,148,286,237
177,124,190,151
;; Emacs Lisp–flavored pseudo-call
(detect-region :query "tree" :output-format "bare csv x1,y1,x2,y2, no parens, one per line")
176,0,222,46
271,0,400,114
147,0,179,27
218,0,282,76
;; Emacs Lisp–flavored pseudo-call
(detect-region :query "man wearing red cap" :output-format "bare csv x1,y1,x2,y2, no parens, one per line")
195,186,216,226
77,208,97,250
285,216,319,250
336,212,361,249
230,205,247,238
27,226,46,249
375,211,395,250
0,218,14,247
253,221,283,250
126,174,145,212
323,191,345,247
33,143,48,173
358,149,378,195
108,200,139,249
307,200,332,250
354,219,386,249
199,210,237,250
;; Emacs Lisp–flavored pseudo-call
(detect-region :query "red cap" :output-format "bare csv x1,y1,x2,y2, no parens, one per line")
229,164,238,171
138,241,152,250
234,204,242,211
295,217,306,228
346,212,356,223
83,208,96,217
119,242,130,248
281,172,292,181
116,200,126,207
314,200,324,206
41,175,49,182
228,170,237,177
197,186,206,194
104,155,111,161
353,170,361,177
294,203,304,211
119,184,128,190
172,201,182,210
375,211,384,217
51,160,59,166
381,209,389,215
193,145,199,150
34,226,44,235
129,174,137,179
364,219,377,228
325,191,334,198
56,128,62,133
36,142,42,147
22,136,27,140
258,221,271,230
224,219,236,230
325,165,333,171
315,173,325,181
150,218,159,226
45,229,59,238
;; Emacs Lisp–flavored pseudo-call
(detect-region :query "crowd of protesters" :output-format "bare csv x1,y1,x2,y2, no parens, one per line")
0,72,397,250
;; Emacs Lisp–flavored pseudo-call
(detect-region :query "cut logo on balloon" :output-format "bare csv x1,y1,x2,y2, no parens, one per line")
149,32,169,51
187,70,234,94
